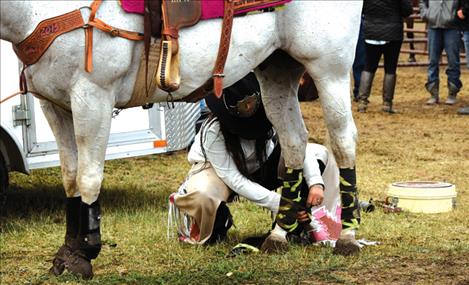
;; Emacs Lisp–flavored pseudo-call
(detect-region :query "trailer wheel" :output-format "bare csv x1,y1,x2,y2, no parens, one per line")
0,153,8,207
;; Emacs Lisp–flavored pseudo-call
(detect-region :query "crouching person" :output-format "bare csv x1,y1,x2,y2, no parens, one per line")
168,72,341,247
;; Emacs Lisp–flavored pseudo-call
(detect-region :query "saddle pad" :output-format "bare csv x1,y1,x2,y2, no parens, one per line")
201,0,292,19
120,0,144,14
120,0,291,19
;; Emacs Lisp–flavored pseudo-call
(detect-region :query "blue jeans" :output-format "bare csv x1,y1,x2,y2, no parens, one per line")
463,31,469,69
352,18,366,98
427,28,462,89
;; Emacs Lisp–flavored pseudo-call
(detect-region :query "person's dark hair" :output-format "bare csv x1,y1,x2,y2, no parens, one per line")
200,114,272,177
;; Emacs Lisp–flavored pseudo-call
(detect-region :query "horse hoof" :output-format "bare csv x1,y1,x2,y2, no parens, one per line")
65,252,94,280
333,237,360,256
260,233,289,253
49,262,65,276
49,244,74,276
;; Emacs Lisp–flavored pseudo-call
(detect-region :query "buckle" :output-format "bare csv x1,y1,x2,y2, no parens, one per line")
110,29,120,37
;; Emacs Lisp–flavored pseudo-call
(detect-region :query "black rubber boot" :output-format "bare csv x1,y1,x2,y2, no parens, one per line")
334,168,361,256
357,71,375,113
382,74,396,114
50,197,81,276
65,200,102,280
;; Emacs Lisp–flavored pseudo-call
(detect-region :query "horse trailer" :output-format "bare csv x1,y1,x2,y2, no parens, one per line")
0,40,201,192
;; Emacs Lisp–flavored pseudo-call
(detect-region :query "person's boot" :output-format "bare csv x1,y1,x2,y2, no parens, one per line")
425,81,439,105
382,73,396,114
50,197,81,276
457,106,469,115
357,71,374,113
65,200,102,280
445,81,459,105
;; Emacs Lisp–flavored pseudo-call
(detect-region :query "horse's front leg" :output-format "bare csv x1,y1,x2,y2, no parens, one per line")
40,100,81,276
255,53,308,252
309,64,361,255
65,78,114,279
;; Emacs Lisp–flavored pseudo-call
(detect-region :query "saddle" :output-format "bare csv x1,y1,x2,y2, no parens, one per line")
144,0,291,101
154,0,201,93
12,0,290,108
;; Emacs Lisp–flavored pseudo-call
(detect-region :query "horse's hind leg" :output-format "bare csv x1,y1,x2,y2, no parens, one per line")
255,52,308,252
63,79,114,279
306,60,361,255
40,101,81,275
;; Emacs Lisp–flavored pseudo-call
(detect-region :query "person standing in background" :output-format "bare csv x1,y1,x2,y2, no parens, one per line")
352,14,366,102
457,0,469,115
420,0,462,105
357,0,413,114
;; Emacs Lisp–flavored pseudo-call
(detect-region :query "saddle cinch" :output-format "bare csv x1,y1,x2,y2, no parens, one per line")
137,0,292,106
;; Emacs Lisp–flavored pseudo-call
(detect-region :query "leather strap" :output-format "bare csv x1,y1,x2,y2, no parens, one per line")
212,0,235,98
180,80,213,103
19,65,29,94
85,0,144,72
13,9,85,66
125,41,162,108
162,27,179,39
234,0,285,11
84,0,101,72
88,18,144,41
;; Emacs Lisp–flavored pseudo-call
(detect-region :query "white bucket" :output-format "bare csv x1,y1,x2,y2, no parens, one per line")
387,181,456,213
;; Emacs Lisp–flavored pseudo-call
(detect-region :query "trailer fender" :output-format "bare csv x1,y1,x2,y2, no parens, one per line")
0,126,29,174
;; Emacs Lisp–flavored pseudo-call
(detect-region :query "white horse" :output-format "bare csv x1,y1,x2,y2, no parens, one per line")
1,0,362,279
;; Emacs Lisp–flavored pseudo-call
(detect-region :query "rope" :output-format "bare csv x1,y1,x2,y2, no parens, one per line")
0,90,45,104
0,92,22,104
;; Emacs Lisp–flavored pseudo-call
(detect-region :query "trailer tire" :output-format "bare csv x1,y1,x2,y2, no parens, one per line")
0,153,8,207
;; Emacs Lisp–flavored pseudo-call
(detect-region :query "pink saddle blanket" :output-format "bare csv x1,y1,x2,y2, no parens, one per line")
120,0,291,19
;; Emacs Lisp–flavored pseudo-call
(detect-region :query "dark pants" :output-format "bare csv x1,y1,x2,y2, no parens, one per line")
352,19,366,98
364,40,403,75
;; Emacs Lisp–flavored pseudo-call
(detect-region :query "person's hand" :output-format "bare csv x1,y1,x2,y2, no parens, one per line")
297,210,311,224
306,184,324,208
458,9,466,20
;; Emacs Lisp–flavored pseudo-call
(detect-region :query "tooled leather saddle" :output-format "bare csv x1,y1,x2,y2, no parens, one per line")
143,0,291,101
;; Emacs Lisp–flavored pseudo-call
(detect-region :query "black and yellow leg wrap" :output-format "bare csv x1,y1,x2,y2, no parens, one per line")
275,168,304,233
339,168,360,230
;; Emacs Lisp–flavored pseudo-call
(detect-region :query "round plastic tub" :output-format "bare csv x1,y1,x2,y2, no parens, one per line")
387,181,456,213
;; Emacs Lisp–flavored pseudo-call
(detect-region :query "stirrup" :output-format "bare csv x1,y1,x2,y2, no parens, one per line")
156,40,180,92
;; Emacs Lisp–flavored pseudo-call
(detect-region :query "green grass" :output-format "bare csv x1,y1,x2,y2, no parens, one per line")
1,67,469,284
